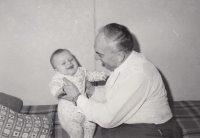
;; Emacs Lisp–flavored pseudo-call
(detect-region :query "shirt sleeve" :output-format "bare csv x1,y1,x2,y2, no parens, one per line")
85,70,108,82
89,86,107,103
77,72,150,128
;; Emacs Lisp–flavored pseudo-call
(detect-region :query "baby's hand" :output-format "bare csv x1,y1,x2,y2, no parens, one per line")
102,74,108,81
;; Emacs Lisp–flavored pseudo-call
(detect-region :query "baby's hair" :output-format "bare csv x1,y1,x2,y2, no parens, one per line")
50,49,70,69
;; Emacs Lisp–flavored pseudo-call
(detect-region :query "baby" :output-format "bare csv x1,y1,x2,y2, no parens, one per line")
49,49,107,138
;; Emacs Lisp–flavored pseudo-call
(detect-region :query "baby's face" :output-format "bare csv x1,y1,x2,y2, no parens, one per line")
53,51,79,75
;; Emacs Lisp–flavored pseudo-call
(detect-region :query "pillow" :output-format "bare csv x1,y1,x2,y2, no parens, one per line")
0,104,53,138
0,92,23,112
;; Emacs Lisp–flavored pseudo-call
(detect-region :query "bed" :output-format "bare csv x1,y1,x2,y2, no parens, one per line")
0,92,200,138
18,101,200,138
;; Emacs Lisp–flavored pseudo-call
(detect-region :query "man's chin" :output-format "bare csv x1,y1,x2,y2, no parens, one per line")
101,63,113,71
104,66,112,71
102,63,107,69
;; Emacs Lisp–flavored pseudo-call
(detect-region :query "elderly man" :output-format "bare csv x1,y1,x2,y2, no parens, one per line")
63,23,182,138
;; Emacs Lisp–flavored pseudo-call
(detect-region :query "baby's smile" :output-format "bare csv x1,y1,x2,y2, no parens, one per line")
67,65,74,70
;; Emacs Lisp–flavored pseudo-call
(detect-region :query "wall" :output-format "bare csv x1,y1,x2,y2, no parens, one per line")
0,0,95,105
0,0,200,105
95,0,200,101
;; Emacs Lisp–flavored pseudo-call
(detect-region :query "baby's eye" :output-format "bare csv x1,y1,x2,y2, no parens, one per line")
69,58,74,61
62,62,66,65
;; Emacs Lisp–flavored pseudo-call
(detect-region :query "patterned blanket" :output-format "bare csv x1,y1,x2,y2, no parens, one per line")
20,101,200,138
171,101,200,138
20,105,71,138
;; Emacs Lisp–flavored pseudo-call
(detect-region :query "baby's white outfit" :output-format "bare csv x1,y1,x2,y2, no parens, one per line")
49,67,107,138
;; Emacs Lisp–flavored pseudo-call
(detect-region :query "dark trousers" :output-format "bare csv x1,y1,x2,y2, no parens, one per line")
102,118,182,138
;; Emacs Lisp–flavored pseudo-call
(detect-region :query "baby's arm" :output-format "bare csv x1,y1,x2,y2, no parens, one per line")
49,76,66,98
85,70,108,82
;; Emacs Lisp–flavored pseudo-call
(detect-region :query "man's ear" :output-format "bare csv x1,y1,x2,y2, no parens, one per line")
118,51,125,62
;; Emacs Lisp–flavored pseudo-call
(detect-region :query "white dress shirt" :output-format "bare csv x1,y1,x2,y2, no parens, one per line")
77,51,172,128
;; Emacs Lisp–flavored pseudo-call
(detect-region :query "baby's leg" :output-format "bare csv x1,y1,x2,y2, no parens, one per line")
63,121,84,138
83,119,96,138
58,100,85,138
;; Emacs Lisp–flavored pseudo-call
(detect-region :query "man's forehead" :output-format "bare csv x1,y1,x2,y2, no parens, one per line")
94,32,109,53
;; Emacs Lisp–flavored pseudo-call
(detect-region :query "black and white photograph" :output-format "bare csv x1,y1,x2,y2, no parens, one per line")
0,0,200,138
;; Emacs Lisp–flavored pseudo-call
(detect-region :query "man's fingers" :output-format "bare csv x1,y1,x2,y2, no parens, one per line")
61,95,73,101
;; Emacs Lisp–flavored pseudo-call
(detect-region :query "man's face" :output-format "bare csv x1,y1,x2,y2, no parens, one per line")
52,51,78,75
94,32,119,71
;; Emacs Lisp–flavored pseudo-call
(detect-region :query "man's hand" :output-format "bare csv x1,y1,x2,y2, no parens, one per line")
55,88,66,98
85,80,95,98
62,77,80,101
60,95,74,101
